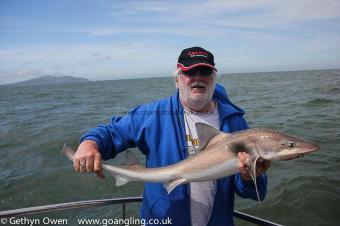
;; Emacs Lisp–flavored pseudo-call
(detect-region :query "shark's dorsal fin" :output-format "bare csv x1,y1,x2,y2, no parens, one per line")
195,122,222,150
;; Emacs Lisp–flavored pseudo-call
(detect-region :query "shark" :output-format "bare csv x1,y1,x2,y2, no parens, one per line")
61,122,319,201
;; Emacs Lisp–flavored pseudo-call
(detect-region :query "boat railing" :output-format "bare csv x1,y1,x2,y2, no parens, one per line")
0,196,283,226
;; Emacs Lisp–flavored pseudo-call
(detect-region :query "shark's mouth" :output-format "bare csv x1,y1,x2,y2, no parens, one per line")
281,153,306,161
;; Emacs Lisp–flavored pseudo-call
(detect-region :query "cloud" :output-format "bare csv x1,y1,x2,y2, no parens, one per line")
271,0,340,22
90,52,112,62
107,1,340,29
0,41,178,84
21,60,39,65
1,0,339,84
168,0,340,32
81,0,340,50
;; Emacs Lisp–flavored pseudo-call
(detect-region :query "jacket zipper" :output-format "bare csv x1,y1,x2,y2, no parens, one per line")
207,102,224,226
177,103,192,225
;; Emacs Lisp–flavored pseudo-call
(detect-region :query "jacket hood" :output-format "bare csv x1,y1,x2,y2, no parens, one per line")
213,83,245,117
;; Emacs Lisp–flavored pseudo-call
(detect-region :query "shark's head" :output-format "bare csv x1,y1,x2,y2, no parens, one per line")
251,129,320,161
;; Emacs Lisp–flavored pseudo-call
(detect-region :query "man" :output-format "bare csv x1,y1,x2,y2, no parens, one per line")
74,47,270,226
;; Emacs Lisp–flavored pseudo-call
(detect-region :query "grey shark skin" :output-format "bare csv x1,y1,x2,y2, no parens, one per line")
61,123,319,200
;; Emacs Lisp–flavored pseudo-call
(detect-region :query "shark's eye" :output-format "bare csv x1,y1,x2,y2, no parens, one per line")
280,141,295,149
288,142,295,148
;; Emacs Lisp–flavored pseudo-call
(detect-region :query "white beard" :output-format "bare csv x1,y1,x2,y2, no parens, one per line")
177,78,216,112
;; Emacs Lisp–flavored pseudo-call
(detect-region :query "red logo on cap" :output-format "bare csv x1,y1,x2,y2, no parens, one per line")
188,51,208,58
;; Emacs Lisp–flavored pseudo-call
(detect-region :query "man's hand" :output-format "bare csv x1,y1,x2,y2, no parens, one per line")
238,152,271,181
74,140,105,179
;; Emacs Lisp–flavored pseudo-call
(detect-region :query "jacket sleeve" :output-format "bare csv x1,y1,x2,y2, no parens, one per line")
234,173,267,201
80,106,149,160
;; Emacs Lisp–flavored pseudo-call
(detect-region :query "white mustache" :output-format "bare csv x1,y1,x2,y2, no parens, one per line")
190,81,207,89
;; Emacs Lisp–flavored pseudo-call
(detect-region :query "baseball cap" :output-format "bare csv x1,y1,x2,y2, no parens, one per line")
177,47,217,72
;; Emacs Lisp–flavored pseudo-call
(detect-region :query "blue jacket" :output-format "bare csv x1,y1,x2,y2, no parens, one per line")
81,83,267,226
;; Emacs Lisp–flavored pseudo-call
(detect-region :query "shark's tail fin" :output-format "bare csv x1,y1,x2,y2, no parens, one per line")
61,144,145,187
61,143,75,162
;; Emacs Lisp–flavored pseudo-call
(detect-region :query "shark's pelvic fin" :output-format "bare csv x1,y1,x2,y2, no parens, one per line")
114,175,130,186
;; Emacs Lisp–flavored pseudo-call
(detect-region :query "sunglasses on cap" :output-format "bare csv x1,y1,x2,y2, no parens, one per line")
182,67,213,76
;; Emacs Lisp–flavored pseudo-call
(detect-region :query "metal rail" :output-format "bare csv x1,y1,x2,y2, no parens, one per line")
233,210,283,226
0,196,283,226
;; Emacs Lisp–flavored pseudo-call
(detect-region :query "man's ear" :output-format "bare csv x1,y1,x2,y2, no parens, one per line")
175,76,179,89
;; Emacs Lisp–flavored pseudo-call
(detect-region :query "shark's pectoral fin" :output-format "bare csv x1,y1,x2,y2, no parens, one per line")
246,156,261,204
164,178,187,194
114,175,130,186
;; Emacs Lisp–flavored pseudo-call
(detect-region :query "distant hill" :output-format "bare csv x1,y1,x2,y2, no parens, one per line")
8,75,90,86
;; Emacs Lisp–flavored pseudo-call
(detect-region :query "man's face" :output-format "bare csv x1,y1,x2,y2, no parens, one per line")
176,67,216,111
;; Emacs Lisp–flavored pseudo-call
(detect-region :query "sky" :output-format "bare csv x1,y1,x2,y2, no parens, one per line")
0,0,340,85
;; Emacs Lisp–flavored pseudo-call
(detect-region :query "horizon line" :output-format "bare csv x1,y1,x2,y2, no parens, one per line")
1,67,339,86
